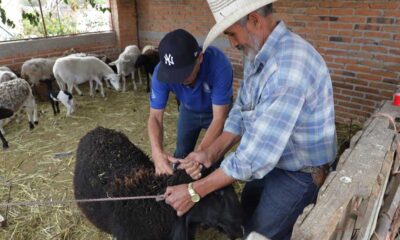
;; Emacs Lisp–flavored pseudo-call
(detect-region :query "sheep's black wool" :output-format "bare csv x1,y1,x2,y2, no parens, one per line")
134,50,159,93
74,127,243,240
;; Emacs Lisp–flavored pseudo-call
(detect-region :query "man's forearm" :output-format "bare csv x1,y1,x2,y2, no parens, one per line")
206,131,241,165
148,117,164,154
193,168,235,198
197,119,224,151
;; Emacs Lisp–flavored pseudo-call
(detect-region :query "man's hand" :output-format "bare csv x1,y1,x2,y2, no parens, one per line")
153,151,174,175
186,150,213,168
168,156,203,180
165,184,195,216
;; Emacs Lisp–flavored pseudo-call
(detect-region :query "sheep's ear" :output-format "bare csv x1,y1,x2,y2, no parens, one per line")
0,108,14,119
100,56,107,62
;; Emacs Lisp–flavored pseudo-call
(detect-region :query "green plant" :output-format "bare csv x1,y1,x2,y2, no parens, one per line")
21,12,77,37
0,0,110,29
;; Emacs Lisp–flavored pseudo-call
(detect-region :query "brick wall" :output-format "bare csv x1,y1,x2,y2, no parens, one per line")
137,0,400,124
274,1,400,124
110,0,138,48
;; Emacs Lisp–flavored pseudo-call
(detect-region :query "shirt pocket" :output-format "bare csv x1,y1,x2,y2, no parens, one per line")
241,104,256,131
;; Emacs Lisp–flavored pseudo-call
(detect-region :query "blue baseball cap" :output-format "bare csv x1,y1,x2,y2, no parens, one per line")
157,29,201,84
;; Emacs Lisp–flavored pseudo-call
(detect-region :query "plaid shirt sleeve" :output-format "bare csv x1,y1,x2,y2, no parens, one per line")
223,82,245,136
221,86,306,181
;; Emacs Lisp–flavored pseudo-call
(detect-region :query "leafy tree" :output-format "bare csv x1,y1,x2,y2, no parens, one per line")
0,0,110,29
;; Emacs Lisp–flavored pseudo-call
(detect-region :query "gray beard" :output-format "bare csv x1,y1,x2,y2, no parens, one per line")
244,31,262,61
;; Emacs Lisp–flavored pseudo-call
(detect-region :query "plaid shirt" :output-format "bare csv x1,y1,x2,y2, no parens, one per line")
220,21,337,181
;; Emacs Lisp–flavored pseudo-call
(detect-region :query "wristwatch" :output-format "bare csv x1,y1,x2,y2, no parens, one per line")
188,182,201,203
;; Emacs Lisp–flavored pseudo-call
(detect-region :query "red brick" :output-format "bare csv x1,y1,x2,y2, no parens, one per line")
369,82,396,91
375,55,400,64
355,86,380,95
363,31,393,39
355,9,384,16
331,9,355,16
370,3,399,9
357,73,381,82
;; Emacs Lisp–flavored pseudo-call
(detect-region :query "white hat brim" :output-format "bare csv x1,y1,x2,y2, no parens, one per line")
203,0,277,51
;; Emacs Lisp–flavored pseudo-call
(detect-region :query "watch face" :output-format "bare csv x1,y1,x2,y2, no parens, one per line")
191,194,200,203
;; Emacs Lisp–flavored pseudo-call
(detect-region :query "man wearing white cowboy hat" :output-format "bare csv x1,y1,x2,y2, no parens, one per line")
165,0,336,239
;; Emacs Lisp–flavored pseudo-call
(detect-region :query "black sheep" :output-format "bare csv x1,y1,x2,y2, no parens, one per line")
74,127,243,240
134,50,159,93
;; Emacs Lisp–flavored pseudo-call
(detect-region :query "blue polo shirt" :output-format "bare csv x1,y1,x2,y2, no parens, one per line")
150,46,233,113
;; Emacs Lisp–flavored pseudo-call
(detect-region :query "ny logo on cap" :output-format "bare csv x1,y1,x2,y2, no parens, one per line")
164,54,175,66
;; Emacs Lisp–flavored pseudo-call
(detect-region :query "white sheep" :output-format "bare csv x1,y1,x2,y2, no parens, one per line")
141,44,156,54
21,58,57,85
109,45,141,92
0,78,38,149
0,66,11,72
0,70,18,83
53,56,120,98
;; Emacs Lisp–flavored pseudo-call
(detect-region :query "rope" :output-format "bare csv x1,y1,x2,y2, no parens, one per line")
0,194,166,207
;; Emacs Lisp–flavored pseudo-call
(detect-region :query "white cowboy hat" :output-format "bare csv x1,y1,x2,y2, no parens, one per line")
203,0,277,51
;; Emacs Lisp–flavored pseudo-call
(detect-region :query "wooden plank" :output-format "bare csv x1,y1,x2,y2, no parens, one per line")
292,101,398,240
372,160,400,239
356,151,394,240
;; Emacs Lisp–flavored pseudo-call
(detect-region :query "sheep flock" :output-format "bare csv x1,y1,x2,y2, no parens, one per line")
0,45,245,240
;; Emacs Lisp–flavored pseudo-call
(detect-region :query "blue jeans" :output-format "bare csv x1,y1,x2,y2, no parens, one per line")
241,168,318,240
174,105,213,158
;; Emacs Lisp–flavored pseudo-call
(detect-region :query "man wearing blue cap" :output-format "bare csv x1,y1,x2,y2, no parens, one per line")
148,29,233,175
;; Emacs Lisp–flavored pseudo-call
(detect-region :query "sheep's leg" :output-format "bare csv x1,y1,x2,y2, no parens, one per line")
0,124,4,135
55,101,60,114
130,72,137,91
26,108,34,130
95,81,99,92
67,83,74,95
122,75,127,92
24,95,36,129
0,130,8,149
89,80,94,97
95,77,105,97
137,68,143,85
105,79,111,89
50,98,57,115
73,84,83,96
33,100,38,124
146,73,151,93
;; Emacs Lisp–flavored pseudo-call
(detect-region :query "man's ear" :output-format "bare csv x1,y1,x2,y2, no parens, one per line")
247,12,262,30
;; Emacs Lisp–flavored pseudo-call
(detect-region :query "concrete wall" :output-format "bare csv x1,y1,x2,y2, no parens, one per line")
137,0,400,124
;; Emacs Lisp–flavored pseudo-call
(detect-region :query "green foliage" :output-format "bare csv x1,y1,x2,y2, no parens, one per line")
1,0,110,30
22,10,40,26
0,0,16,28
20,12,77,37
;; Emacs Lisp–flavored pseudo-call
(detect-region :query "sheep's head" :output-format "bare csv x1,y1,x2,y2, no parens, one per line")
171,185,243,240
109,59,125,75
0,71,17,83
105,74,121,91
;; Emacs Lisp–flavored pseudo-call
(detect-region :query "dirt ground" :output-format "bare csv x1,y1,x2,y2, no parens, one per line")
0,81,358,240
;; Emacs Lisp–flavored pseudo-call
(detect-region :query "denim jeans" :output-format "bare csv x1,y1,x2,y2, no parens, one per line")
174,105,213,158
241,168,319,240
